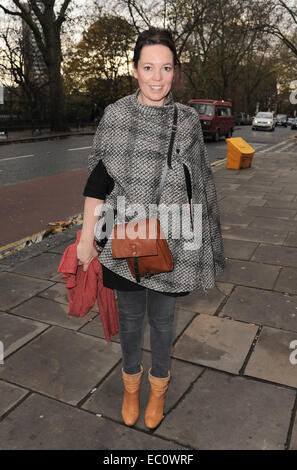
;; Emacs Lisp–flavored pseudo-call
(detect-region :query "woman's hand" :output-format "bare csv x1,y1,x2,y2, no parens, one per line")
77,240,98,271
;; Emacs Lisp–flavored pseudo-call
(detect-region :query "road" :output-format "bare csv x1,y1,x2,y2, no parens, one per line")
206,124,297,161
0,124,296,248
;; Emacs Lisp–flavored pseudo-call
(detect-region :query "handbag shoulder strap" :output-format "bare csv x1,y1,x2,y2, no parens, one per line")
156,103,178,207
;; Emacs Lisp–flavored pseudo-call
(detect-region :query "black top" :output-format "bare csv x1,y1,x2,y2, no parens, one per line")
83,159,191,297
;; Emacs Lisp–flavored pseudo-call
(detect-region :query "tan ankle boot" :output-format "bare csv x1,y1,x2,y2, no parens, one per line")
121,364,144,426
144,367,171,429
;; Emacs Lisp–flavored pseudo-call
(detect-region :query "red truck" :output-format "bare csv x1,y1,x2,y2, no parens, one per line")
187,99,235,142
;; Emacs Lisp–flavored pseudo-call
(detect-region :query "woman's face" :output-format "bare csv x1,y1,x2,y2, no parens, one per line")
132,44,175,107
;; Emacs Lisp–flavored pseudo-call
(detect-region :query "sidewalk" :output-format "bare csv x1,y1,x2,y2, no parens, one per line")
0,150,297,450
0,126,96,145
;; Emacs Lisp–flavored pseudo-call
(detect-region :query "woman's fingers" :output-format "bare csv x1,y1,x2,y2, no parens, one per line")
83,256,94,272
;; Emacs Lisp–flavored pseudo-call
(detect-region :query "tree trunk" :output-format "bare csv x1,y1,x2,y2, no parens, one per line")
44,22,69,132
47,60,68,131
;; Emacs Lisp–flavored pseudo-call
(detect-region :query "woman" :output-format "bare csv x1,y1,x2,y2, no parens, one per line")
77,27,225,429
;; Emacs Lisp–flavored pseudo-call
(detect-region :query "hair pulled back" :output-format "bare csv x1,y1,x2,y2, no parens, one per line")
133,26,181,70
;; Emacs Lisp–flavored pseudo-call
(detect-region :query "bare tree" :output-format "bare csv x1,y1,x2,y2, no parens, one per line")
0,18,49,121
257,0,297,57
0,0,74,131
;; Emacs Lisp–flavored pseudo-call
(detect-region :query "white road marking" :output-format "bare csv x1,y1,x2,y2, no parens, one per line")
0,154,34,161
276,141,296,151
258,140,293,153
247,142,266,147
67,146,91,151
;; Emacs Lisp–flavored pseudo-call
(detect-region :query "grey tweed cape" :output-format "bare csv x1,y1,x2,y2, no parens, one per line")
87,87,226,293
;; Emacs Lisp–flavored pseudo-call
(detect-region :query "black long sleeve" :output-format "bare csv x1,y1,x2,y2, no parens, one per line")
83,159,114,199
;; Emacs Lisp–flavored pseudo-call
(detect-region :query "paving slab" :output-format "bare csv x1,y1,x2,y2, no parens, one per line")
172,313,258,374
244,326,297,388
82,349,204,433
0,272,54,310
222,226,288,245
216,168,256,178
273,177,297,184
10,296,98,330
51,273,66,282
216,193,226,202
0,393,186,450
0,311,49,358
248,216,297,232
244,180,279,188
263,193,296,202
220,214,254,227
220,286,297,331
218,202,246,215
215,282,234,296
47,238,76,254
247,199,266,207
8,252,63,280
242,206,296,220
175,286,226,315
142,307,196,351
223,239,258,261
214,176,254,183
37,281,77,304
0,326,122,405
234,185,282,194
280,187,297,195
219,195,254,205
216,259,280,289
154,369,294,450
264,200,297,210
284,232,297,248
0,381,29,418
80,306,197,352
289,415,297,450
0,227,78,276
274,267,297,295
251,244,297,267
214,183,241,191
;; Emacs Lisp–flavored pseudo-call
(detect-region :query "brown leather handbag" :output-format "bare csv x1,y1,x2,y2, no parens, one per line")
111,104,178,283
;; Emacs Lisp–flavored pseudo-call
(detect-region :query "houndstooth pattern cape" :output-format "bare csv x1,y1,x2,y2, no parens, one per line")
86,87,226,293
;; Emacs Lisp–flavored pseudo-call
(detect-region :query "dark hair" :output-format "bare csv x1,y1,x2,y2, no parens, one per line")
133,27,181,70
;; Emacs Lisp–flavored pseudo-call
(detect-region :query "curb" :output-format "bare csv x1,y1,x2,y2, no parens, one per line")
0,130,95,145
0,214,83,261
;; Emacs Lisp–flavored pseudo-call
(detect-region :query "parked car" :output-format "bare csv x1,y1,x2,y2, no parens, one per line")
291,118,297,130
252,112,275,131
288,117,294,126
187,99,235,142
275,114,288,127
245,114,253,125
235,112,246,125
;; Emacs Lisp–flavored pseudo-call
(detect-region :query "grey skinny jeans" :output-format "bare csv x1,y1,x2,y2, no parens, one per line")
116,288,177,378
